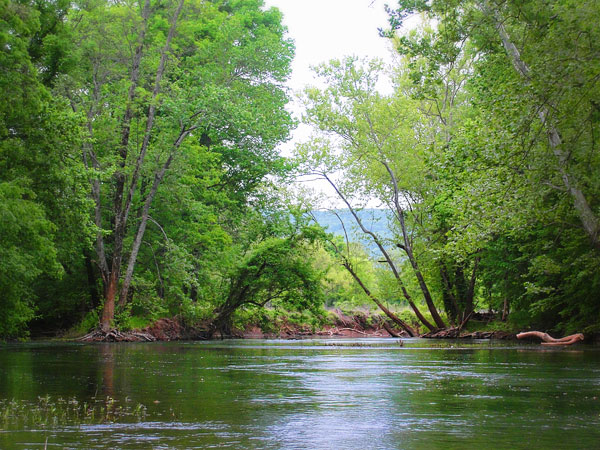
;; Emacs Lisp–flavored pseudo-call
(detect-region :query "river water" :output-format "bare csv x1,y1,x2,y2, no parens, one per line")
1,339,599,449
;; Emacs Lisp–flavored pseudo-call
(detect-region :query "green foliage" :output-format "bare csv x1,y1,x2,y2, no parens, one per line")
382,0,600,333
232,306,327,335
210,209,326,333
116,315,152,333
0,182,62,338
4,0,599,337
66,309,100,337
313,241,382,309
0,0,303,337
463,320,517,334
0,0,92,339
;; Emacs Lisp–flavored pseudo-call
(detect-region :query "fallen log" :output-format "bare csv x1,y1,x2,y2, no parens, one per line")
516,331,584,346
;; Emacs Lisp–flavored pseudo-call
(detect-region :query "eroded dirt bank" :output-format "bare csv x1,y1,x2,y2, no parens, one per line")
79,311,517,342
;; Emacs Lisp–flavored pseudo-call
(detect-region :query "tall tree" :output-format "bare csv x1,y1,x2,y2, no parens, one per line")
0,0,89,338
60,0,295,332
385,0,600,331
209,208,325,338
299,58,446,331
385,0,600,251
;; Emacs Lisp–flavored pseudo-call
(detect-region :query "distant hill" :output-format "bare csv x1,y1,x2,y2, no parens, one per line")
311,209,395,251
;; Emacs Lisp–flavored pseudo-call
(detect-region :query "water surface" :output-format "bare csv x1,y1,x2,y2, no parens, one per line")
1,339,599,449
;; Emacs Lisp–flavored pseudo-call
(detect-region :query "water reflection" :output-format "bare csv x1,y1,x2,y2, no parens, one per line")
101,344,115,397
0,340,599,449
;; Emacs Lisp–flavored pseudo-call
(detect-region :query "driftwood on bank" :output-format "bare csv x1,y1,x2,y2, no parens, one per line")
78,318,210,342
516,331,584,346
421,327,515,340
79,329,156,342
382,322,402,337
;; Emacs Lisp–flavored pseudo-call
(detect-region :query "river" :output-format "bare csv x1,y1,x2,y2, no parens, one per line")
1,339,599,449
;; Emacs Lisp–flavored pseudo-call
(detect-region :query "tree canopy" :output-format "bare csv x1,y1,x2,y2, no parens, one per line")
2,0,599,339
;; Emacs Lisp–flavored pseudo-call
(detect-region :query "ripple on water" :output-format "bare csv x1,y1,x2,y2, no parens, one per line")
1,339,600,449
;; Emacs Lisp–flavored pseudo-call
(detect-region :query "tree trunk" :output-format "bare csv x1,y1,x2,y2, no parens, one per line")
95,0,188,330
440,263,459,324
486,2,600,250
118,129,188,306
321,174,436,331
397,209,447,328
380,158,447,329
343,262,417,336
96,0,151,330
101,272,119,331
209,308,235,339
382,322,402,337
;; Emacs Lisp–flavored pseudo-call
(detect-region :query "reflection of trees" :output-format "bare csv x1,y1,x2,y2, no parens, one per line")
101,344,115,397
393,348,600,443
2,343,599,448
0,349,35,399
0,344,111,401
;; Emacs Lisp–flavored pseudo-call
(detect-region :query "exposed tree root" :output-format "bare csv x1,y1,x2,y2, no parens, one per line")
421,328,515,340
421,327,461,339
517,331,584,346
79,329,156,342
382,322,402,337
78,318,211,342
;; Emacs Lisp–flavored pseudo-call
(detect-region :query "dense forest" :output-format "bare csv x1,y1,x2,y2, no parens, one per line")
1,0,599,340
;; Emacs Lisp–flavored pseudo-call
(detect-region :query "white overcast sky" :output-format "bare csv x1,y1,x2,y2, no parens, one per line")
261,0,401,206
261,0,399,143
263,0,396,95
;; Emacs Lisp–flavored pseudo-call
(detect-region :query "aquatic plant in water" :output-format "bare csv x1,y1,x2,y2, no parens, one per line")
0,395,147,428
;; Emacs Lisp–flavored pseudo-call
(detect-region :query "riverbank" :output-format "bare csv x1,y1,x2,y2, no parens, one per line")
76,311,519,342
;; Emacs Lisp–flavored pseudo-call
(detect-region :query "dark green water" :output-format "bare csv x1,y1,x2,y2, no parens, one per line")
1,339,599,449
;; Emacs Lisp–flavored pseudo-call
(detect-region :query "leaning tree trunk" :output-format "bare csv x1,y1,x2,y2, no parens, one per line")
320,174,437,332
359,107,447,330
117,0,186,309
208,307,236,339
381,159,447,329
485,2,600,250
322,211,419,336
343,261,417,337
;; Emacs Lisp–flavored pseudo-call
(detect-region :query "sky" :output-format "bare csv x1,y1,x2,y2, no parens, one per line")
262,0,396,96
261,0,400,206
